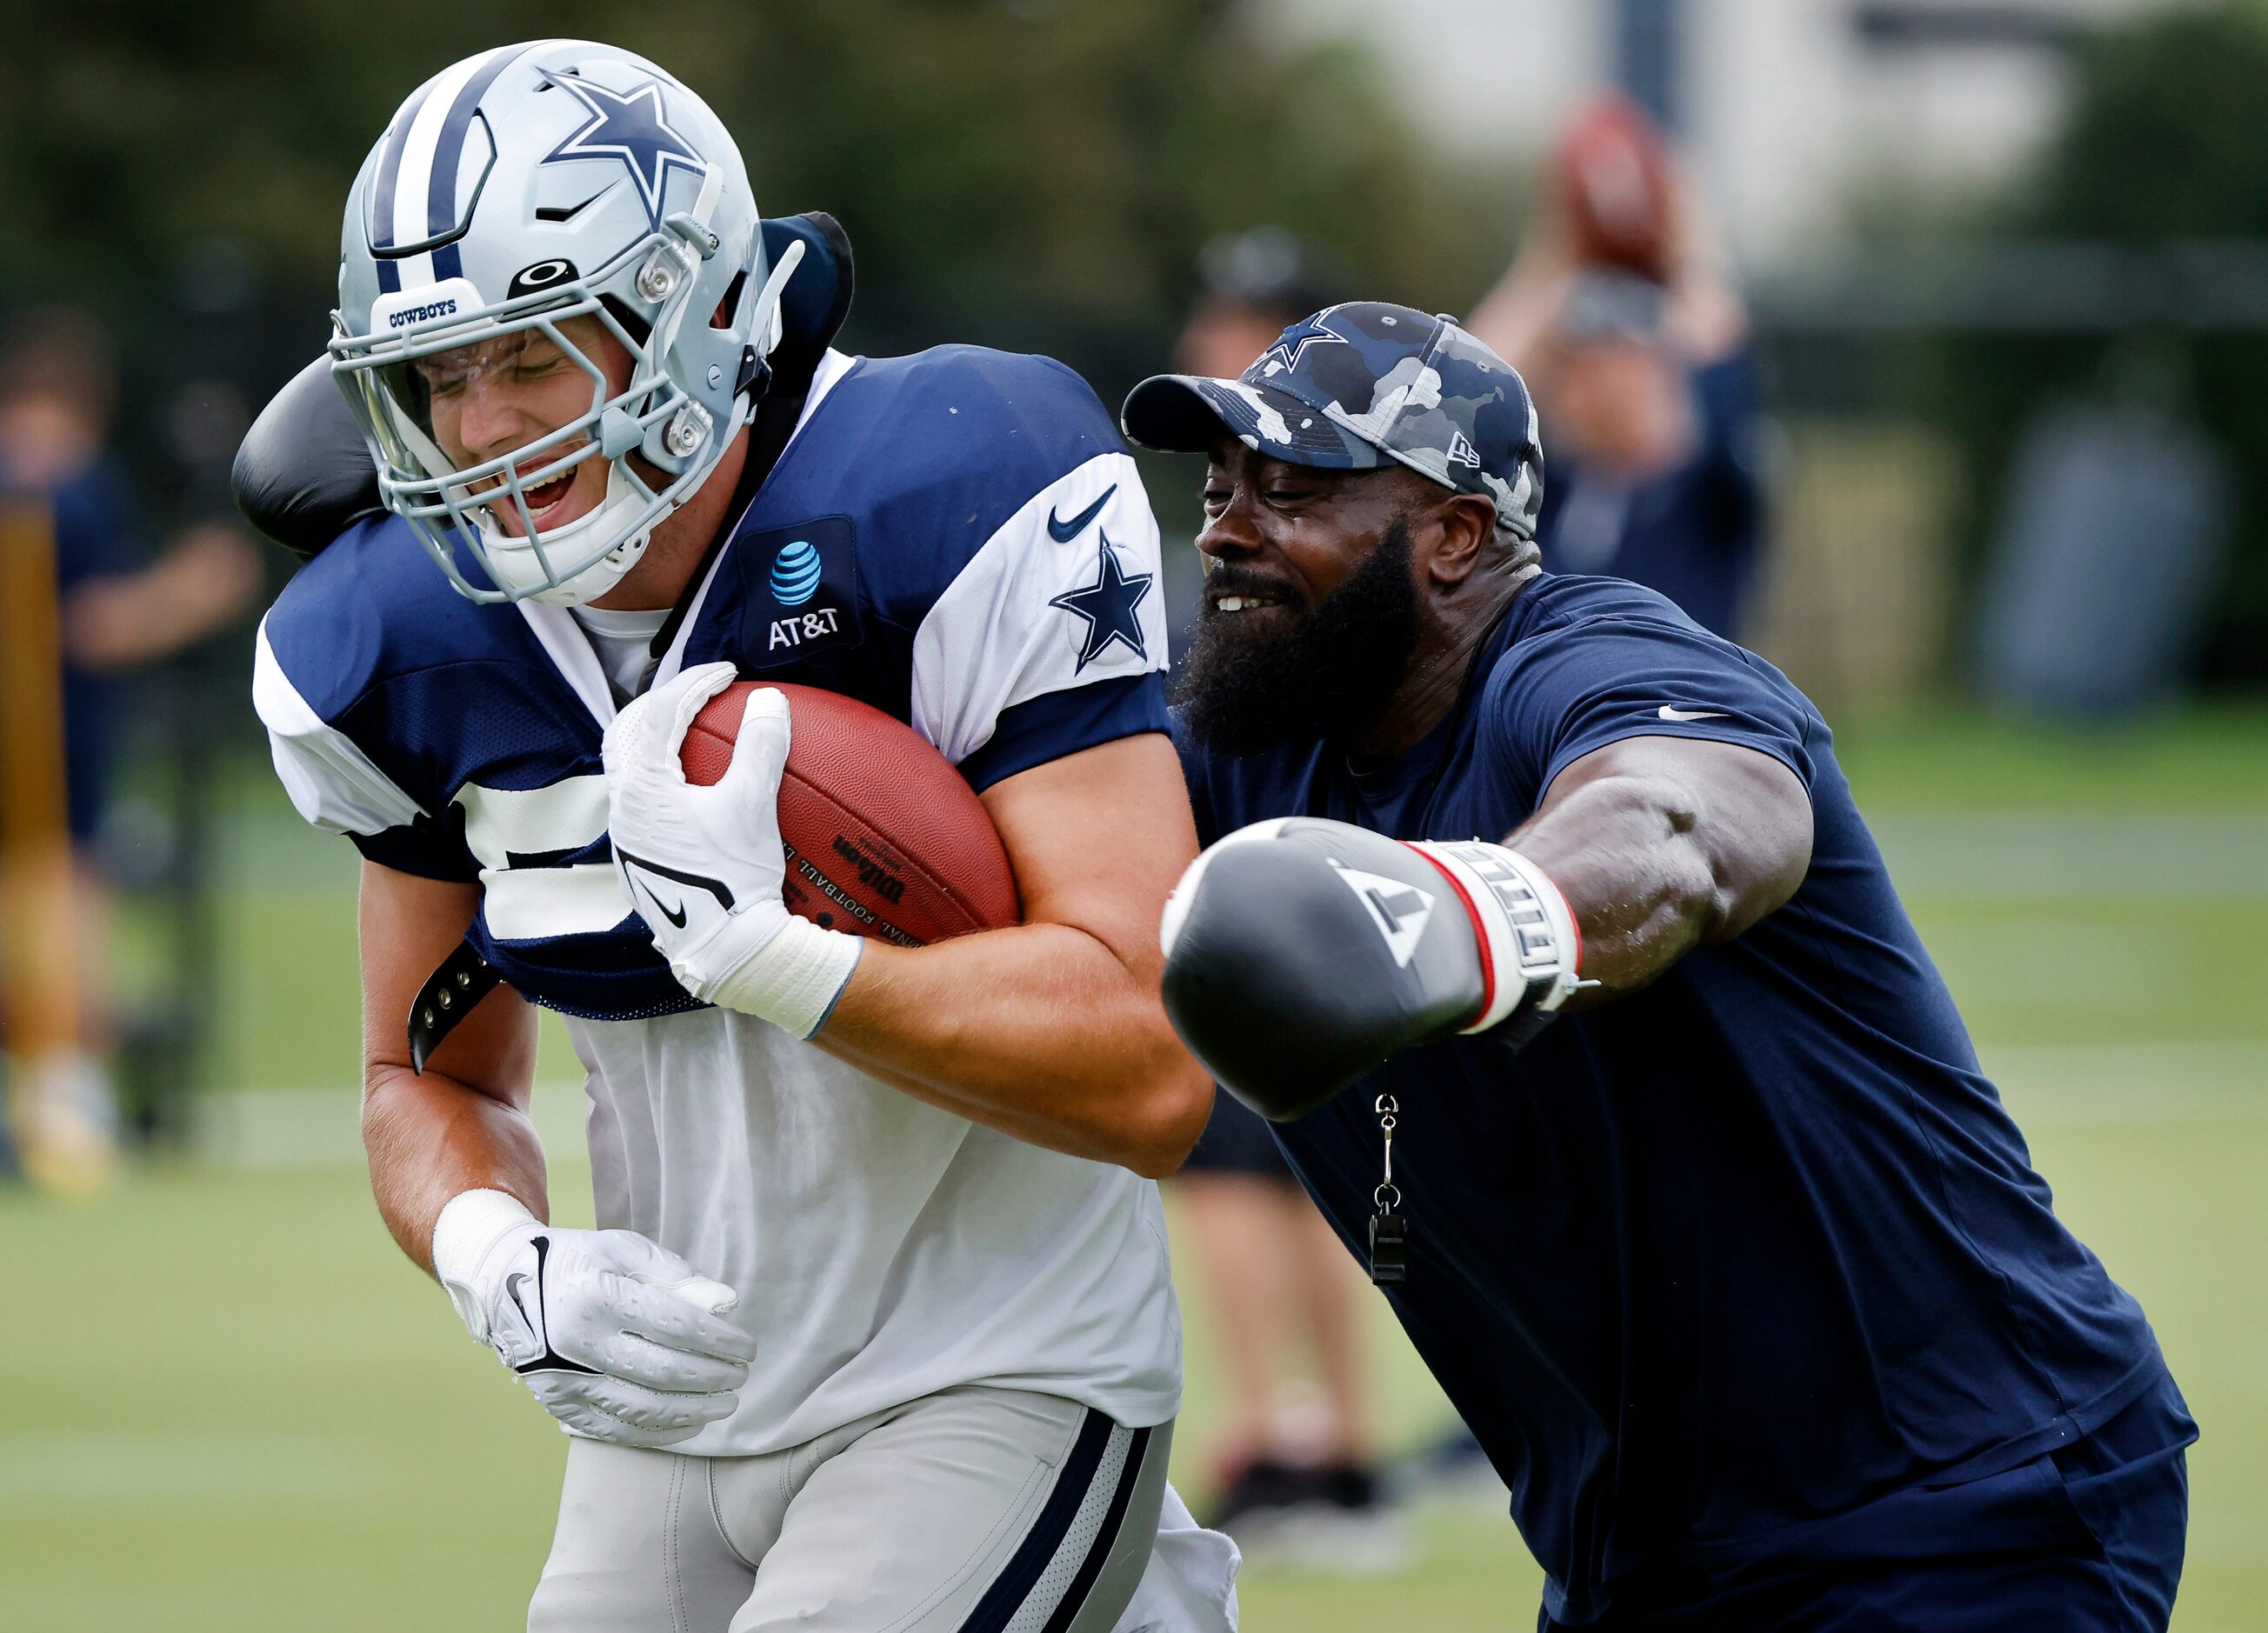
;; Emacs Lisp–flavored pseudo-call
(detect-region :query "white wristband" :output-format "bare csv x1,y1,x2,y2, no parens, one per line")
1410,841,1583,1034
703,914,864,1039
430,1188,537,1343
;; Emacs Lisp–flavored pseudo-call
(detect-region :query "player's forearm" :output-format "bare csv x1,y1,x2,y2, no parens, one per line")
816,925,1211,1177
362,1064,549,1275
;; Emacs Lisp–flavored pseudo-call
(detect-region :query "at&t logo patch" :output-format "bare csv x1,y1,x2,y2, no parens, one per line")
737,517,860,668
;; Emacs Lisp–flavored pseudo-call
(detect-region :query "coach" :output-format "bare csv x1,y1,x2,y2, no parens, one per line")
1123,303,2193,1630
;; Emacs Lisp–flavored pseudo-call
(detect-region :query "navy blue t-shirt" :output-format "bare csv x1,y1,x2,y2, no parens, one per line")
1535,353,1764,640
1176,573,2171,1622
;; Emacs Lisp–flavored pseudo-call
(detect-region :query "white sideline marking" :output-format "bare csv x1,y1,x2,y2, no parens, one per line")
1984,1043,2268,1127
1871,813,2268,900
186,1044,2267,1171
0,1435,363,1501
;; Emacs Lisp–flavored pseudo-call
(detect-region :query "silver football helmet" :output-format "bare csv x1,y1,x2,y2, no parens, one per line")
330,40,801,605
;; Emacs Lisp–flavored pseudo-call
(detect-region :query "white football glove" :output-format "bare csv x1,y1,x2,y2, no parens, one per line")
431,1190,757,1449
601,661,862,1037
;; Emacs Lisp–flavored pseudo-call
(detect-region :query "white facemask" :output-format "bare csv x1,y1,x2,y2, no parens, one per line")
472,463,671,607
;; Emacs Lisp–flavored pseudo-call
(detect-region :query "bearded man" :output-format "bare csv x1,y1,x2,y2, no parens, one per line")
1122,302,2192,1632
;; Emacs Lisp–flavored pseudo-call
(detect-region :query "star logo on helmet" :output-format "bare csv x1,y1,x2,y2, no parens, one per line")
1256,308,1354,378
541,76,705,230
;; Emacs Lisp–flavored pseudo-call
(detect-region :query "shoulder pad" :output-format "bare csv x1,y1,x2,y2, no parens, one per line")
232,357,383,559
763,211,855,398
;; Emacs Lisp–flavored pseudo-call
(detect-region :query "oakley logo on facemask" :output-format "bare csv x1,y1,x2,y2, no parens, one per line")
506,259,580,299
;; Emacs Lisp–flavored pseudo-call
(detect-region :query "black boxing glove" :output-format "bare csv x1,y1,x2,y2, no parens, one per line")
1158,817,1584,1121
231,355,384,558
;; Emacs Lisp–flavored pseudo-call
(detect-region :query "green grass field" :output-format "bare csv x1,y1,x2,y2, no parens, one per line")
3,705,2265,1630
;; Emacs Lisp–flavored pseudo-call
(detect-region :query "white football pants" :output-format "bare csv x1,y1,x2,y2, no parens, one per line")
527,1387,1237,1632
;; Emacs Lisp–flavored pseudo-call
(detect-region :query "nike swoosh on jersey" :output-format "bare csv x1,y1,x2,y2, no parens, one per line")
1658,705,1730,722
1046,484,1117,542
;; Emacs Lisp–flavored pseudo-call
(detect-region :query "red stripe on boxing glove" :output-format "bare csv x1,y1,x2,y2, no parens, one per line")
1159,819,1582,1121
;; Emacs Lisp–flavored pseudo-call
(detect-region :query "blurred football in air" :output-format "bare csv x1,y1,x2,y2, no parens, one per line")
1552,93,1678,283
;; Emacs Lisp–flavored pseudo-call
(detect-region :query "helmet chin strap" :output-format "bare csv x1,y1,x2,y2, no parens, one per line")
745,238,805,370
732,237,807,423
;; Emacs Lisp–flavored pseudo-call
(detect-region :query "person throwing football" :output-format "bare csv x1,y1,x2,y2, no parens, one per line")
1123,302,2191,1630
247,39,1232,1633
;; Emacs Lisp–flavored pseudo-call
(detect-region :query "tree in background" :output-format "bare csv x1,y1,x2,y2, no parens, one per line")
0,0,1518,402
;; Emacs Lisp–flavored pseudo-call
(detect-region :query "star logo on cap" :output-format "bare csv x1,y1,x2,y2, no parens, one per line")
541,76,704,230
1049,537,1154,672
1257,308,1354,377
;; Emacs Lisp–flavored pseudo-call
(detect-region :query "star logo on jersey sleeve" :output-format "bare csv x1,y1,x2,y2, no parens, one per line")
541,76,705,230
1049,537,1154,672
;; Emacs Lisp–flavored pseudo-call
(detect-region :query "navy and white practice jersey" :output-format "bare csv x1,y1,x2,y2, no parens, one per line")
256,346,1185,1455
1177,573,2182,1623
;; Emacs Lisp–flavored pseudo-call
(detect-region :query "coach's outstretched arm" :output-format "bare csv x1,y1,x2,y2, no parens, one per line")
1159,735,1812,1120
604,667,1213,1178
1504,733,1813,1001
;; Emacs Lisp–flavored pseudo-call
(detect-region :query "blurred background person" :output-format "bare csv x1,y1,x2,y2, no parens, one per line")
1165,228,1402,1569
0,307,260,1189
1467,95,1769,641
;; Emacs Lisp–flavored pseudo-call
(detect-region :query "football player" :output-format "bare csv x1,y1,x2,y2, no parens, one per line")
245,40,1234,1633
1128,303,2193,1630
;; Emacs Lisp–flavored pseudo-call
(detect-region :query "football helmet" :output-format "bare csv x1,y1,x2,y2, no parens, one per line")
330,41,800,605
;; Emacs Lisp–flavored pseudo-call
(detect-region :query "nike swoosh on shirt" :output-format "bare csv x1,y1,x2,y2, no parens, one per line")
1046,484,1117,542
1658,705,1730,722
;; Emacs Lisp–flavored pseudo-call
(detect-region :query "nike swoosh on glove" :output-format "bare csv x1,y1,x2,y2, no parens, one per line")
431,1190,757,1449
602,662,860,1038
1157,817,1584,1121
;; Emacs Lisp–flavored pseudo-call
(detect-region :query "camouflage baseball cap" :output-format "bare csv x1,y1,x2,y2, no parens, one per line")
1121,300,1544,539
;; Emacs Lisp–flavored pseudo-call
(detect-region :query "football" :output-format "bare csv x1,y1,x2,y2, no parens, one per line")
681,681,1019,947
1551,93,1678,283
